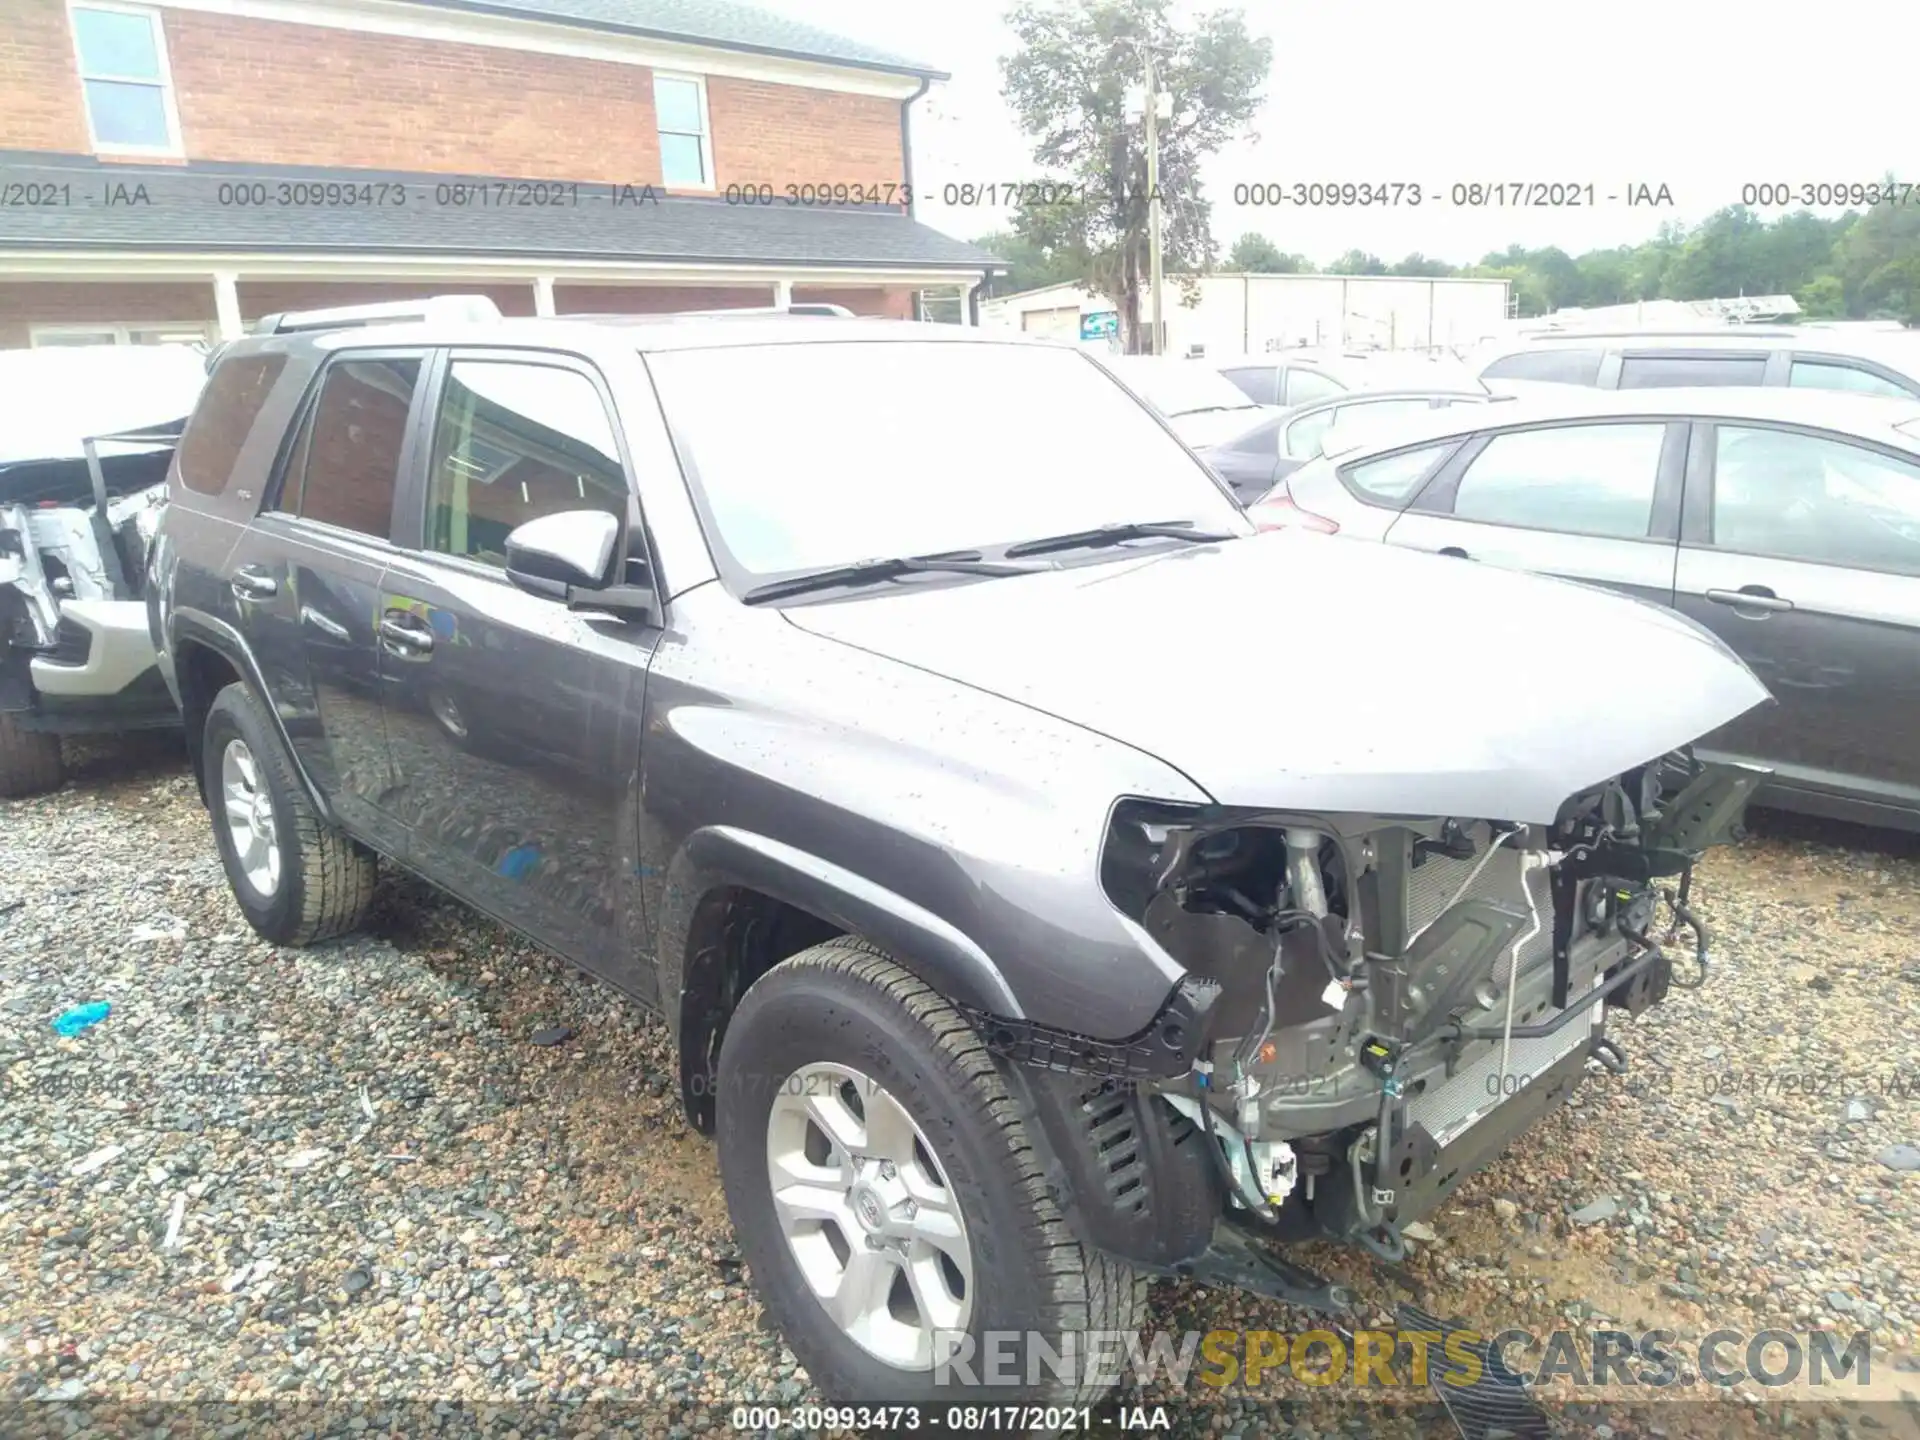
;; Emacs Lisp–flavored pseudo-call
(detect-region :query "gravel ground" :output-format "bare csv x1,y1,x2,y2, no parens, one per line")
3,738,1918,1439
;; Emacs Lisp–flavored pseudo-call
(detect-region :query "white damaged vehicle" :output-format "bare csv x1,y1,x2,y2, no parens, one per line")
0,344,206,795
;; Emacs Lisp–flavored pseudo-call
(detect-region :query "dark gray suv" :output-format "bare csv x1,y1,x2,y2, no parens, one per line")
148,300,1770,1408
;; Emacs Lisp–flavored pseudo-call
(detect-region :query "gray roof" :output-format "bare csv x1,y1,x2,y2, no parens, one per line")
1322,383,1920,460
0,155,1000,272
406,0,943,76
1480,327,1920,360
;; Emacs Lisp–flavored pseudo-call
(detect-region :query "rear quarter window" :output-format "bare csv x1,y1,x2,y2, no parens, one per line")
1480,348,1604,385
176,353,288,495
1220,366,1279,405
1339,442,1455,506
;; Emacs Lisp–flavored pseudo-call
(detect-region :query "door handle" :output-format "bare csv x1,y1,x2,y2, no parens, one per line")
1705,586,1793,614
230,566,278,600
378,615,435,654
1437,546,1470,560
299,605,350,641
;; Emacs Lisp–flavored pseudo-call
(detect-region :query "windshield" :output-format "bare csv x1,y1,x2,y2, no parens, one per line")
646,340,1249,584
1102,357,1262,417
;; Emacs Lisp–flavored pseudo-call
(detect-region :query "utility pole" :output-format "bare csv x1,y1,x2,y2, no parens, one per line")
1143,49,1164,356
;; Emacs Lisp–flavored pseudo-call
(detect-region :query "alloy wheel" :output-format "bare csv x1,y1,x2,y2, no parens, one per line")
220,737,281,897
765,1062,974,1369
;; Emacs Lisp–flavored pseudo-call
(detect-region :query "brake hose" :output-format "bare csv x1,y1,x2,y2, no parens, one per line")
1663,886,1711,988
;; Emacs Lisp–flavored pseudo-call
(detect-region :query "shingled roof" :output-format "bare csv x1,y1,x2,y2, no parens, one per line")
0,155,1000,272
400,0,944,77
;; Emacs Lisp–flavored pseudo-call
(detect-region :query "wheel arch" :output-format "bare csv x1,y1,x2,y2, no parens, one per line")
657,825,1025,1132
169,607,332,822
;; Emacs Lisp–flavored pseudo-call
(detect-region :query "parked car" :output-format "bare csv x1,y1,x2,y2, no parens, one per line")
149,302,1766,1407
0,344,207,795
1196,388,1498,503
1471,325,1920,397
1251,384,1920,831
1097,354,1279,447
1214,347,1482,408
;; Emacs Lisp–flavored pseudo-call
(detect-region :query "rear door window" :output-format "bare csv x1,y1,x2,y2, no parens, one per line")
1711,425,1920,577
177,353,287,495
276,356,422,539
1617,353,1767,388
1450,422,1667,538
1787,358,1918,398
1479,348,1604,386
1288,397,1435,460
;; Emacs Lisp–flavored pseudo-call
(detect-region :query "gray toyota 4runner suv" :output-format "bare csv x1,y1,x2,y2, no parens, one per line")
148,298,1770,1407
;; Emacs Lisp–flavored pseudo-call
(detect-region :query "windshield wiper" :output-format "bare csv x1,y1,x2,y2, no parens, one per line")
1172,405,1258,417
741,550,1036,605
1002,519,1238,559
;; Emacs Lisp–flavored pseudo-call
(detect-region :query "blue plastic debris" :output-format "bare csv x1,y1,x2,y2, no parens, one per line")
52,1002,110,1037
497,844,542,880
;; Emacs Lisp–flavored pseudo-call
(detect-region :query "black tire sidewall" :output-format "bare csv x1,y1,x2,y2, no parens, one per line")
717,957,1069,1407
202,688,304,940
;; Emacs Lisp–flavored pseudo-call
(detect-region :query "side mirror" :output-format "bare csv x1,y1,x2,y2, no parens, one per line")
503,510,654,621
505,509,619,592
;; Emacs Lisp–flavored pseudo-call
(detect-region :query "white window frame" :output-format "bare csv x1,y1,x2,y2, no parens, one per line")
66,0,185,157
30,321,212,347
652,70,715,192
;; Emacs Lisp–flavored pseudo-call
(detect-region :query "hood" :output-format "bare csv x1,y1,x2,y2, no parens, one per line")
781,533,1771,823
0,342,205,475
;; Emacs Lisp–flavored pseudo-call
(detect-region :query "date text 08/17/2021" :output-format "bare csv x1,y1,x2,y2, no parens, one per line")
728,1404,1173,1432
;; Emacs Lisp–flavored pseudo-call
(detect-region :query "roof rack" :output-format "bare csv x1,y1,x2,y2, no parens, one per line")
1511,326,1802,341
564,304,859,321
250,294,504,336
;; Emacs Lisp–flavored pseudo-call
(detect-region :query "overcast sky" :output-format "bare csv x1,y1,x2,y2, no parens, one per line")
757,0,1919,266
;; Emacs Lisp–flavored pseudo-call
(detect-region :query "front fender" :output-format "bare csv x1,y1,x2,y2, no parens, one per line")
654,824,1023,1047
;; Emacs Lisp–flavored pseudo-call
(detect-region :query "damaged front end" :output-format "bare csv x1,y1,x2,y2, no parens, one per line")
981,755,1762,1305
0,426,179,732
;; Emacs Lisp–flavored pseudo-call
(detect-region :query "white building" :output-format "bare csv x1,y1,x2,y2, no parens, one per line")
980,273,1514,356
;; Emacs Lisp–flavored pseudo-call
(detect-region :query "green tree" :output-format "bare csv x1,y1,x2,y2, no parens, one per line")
1325,249,1387,275
1569,247,1640,307
1297,203,1913,321
1000,0,1272,351
1796,273,1846,318
1834,199,1920,322
970,228,1082,296
1227,232,1313,272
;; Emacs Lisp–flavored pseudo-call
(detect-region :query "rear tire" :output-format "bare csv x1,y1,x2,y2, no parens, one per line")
203,682,377,945
0,711,64,798
716,938,1147,1410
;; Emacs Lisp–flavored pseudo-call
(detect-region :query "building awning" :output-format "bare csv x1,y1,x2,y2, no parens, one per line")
0,153,1002,275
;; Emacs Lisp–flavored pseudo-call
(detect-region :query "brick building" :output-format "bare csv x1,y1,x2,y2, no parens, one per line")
0,0,1000,347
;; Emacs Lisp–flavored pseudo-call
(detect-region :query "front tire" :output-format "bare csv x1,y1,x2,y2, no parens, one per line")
0,710,64,798
203,682,377,945
716,939,1147,1408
